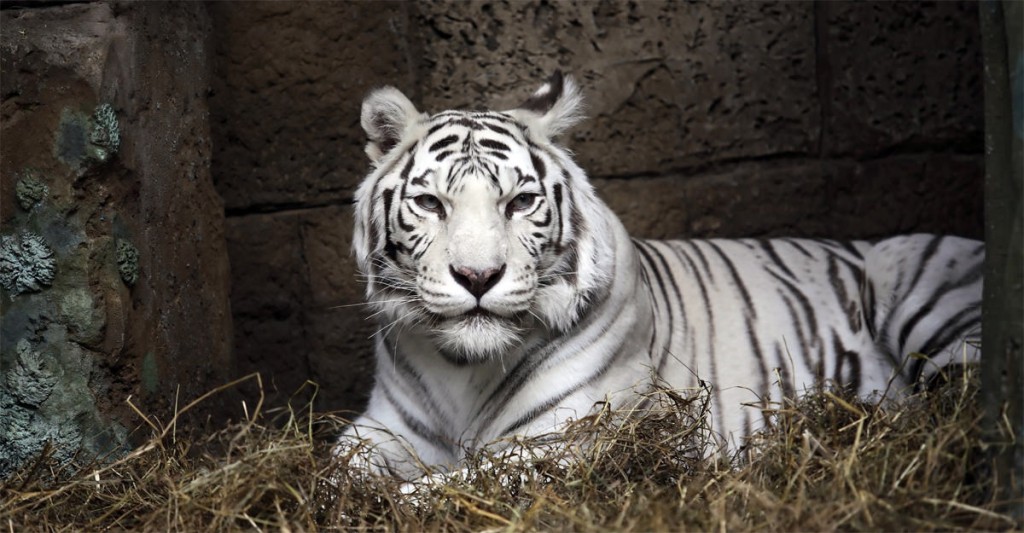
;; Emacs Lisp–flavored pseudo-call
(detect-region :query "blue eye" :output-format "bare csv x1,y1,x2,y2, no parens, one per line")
414,194,443,213
507,193,538,216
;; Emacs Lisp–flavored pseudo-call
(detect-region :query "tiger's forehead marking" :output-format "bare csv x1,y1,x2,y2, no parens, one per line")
413,110,533,195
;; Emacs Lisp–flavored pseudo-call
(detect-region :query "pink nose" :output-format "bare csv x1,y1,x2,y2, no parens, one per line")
450,264,506,299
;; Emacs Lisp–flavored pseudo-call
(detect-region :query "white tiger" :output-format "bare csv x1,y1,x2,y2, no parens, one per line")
337,72,983,479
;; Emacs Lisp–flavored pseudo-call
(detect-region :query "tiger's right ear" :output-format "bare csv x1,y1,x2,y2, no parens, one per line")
506,71,585,142
361,87,425,163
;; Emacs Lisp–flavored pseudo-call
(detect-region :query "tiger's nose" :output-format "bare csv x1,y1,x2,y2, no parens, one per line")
450,264,506,299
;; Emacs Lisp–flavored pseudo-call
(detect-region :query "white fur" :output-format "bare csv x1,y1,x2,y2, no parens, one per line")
337,74,984,480
361,86,427,163
506,76,586,141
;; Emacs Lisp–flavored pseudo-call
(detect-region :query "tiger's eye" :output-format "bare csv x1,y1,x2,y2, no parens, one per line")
507,193,537,216
414,194,442,213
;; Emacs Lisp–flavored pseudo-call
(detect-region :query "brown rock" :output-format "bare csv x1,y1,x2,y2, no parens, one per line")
0,2,232,476
594,154,983,242
226,206,375,414
208,1,418,212
820,1,983,156
414,1,820,176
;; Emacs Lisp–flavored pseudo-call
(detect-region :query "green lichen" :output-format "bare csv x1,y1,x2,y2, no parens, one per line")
15,171,48,210
116,239,139,286
88,103,120,163
8,339,57,407
0,231,56,296
55,103,120,168
0,389,83,479
0,338,81,479
60,288,105,346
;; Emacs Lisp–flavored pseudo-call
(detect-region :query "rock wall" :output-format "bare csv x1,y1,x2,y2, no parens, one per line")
209,1,983,416
0,2,233,477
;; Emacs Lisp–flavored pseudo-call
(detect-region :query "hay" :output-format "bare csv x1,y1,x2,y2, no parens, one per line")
2,369,1019,531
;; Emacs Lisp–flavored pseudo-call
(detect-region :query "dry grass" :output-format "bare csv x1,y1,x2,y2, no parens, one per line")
2,370,1019,532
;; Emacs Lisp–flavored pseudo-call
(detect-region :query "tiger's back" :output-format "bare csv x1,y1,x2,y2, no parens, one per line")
640,235,983,447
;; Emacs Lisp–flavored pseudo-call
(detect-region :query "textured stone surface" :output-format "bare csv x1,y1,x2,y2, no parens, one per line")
208,1,418,212
821,1,983,156
414,1,820,176
595,154,983,241
1,2,232,477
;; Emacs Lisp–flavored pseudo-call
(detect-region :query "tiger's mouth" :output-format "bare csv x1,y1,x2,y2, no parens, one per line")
464,306,495,318
429,306,526,361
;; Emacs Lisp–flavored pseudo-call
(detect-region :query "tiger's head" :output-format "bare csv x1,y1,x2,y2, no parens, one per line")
353,73,615,364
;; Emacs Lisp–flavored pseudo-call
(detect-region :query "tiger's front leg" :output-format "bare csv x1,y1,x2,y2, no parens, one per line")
334,405,447,480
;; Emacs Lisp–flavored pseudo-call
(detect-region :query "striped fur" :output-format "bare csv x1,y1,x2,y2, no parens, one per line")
338,73,983,478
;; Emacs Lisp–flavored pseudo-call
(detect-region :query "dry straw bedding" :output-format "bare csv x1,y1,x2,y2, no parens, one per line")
1,370,1019,531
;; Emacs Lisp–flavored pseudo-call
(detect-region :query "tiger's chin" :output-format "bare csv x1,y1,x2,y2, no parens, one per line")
432,313,523,364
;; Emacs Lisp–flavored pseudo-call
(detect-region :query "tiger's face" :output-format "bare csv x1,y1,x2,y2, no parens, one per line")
353,74,614,364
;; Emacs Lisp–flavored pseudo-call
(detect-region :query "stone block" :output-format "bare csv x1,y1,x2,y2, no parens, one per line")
413,1,820,176
208,1,417,212
226,206,375,414
594,154,983,241
821,1,983,156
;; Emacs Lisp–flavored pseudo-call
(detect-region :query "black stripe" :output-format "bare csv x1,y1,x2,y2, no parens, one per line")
773,341,795,398
648,242,688,367
479,139,510,151
917,304,982,361
516,168,537,186
552,183,564,245
826,252,861,333
429,134,459,152
530,151,547,180
831,331,861,392
379,384,452,455
706,241,757,320
784,238,815,259
745,315,769,408
896,259,984,355
686,241,716,285
667,243,725,427
500,322,633,436
635,242,676,338
484,123,513,137
863,279,878,340
409,172,429,188
768,272,819,374
904,235,946,297
387,341,454,431
838,240,864,260
381,188,397,260
759,240,797,280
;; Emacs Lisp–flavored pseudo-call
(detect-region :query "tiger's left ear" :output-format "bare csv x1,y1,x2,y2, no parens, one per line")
361,86,426,164
507,71,585,141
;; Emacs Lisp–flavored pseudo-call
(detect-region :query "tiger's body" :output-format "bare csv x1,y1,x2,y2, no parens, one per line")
338,73,983,478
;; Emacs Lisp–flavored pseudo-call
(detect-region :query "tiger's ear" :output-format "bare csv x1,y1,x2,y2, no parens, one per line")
507,71,585,141
361,86,424,163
